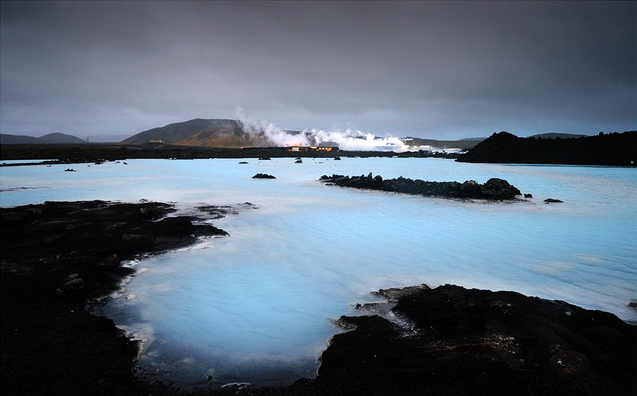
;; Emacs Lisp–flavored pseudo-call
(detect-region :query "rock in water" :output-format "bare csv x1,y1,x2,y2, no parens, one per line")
252,173,276,179
480,178,522,200
320,174,522,200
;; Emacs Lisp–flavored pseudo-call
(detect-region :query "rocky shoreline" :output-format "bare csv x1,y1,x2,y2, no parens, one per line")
1,200,231,396
2,201,635,395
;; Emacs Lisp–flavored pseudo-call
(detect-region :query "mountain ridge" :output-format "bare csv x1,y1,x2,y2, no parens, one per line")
0,133,87,145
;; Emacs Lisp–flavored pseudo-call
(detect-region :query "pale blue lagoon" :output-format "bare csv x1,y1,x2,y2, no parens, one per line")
1,158,636,387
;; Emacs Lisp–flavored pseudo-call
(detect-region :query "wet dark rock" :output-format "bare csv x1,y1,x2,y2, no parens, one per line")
196,203,256,219
314,284,636,396
57,276,85,294
1,200,230,396
320,174,522,200
197,205,239,219
525,193,533,198
253,173,276,179
480,177,522,200
545,198,564,203
372,283,430,301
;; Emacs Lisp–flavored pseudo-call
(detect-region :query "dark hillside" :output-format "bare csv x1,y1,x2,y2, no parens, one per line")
37,133,87,144
0,134,39,144
122,118,243,145
1,133,86,145
458,131,636,166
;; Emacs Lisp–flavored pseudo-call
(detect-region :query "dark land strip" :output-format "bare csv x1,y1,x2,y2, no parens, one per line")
1,201,635,396
0,144,458,166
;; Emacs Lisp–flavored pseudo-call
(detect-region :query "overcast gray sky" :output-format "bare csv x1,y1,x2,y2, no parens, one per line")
1,1,635,141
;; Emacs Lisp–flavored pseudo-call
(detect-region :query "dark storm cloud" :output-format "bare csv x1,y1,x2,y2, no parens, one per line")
1,1,635,140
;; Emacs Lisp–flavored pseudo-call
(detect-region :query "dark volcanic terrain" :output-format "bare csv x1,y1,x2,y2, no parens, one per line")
320,174,522,200
1,201,228,396
314,285,636,396
458,131,636,166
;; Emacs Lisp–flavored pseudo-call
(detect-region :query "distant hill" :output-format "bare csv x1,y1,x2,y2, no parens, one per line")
121,118,275,147
0,133,86,145
458,131,636,166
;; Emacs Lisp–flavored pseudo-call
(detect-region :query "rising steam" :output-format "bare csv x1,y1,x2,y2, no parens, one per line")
236,108,408,152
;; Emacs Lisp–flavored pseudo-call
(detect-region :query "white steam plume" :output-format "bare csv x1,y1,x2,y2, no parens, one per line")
236,108,308,147
307,128,408,152
235,108,409,152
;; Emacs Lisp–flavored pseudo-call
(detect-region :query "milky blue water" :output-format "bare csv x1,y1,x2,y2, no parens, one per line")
1,158,636,388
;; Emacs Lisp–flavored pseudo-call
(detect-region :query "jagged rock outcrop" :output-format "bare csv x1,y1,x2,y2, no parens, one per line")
320,173,522,200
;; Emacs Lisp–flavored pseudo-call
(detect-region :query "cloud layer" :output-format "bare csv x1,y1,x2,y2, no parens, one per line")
1,1,635,140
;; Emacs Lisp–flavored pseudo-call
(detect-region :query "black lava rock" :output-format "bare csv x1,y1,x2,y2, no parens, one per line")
320,174,522,200
253,173,276,179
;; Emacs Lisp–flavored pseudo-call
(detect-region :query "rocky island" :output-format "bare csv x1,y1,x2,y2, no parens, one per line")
320,173,522,200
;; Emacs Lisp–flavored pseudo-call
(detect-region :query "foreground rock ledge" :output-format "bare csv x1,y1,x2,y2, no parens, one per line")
1,200,228,396
320,174,522,200
313,284,636,396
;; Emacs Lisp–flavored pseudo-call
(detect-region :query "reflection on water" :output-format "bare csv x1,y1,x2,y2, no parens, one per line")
2,158,636,388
